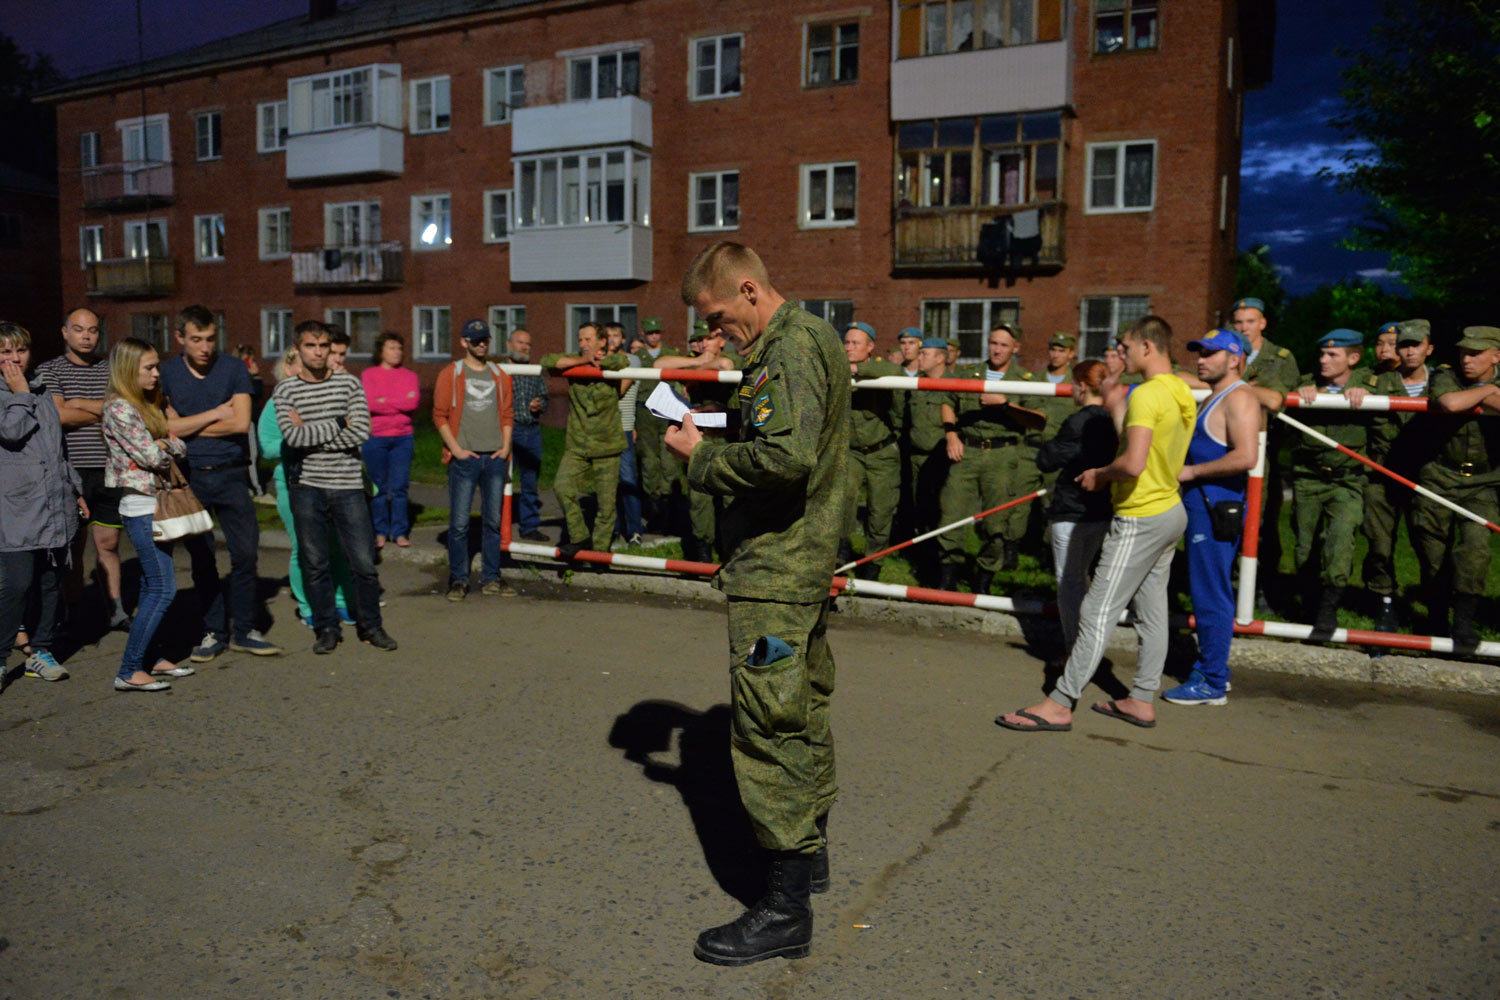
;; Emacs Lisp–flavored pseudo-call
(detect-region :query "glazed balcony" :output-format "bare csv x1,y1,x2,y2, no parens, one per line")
80,163,174,211
85,257,176,298
291,243,404,291
893,201,1065,271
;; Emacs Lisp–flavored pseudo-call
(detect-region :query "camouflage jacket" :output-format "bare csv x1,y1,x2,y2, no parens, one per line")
905,377,949,452
1423,366,1500,482
1289,369,1377,475
687,302,851,602
1245,338,1300,397
1367,365,1434,466
1036,373,1073,444
539,351,630,458
944,362,1037,441
849,358,905,449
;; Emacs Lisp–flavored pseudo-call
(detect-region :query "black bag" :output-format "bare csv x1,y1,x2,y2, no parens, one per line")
1210,499,1245,542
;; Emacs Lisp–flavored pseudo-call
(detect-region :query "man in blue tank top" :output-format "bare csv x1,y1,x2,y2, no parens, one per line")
1167,330,1260,705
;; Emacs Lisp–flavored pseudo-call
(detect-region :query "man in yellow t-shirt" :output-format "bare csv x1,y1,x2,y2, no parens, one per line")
998,315,1195,732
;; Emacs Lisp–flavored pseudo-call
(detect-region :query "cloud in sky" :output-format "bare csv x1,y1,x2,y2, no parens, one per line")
1241,140,1373,185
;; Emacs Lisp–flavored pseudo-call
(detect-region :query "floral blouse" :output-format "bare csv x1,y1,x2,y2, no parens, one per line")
102,398,186,495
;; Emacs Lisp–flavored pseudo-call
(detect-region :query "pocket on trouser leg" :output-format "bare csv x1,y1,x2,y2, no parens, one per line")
731,635,809,739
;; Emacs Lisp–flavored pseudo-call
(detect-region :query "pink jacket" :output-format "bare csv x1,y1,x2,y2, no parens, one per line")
361,365,420,437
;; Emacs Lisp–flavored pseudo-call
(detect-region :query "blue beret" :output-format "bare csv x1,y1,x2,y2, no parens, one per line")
1376,321,1400,336
1319,328,1364,349
1232,298,1265,314
846,321,876,341
899,327,923,340
920,337,948,350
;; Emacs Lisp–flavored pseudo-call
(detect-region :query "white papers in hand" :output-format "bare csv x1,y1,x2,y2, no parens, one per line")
645,380,728,428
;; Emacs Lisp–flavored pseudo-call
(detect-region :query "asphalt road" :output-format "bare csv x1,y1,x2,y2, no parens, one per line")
2,551,1497,999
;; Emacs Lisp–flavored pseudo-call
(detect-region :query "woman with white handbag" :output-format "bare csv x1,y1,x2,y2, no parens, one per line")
102,337,207,692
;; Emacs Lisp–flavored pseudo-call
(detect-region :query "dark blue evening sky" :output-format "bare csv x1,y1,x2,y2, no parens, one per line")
4,0,1396,294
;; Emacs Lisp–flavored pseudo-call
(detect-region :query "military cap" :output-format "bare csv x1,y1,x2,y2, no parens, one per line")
920,337,948,350
991,321,1020,338
1318,328,1364,349
1232,297,1266,315
460,318,490,342
945,337,960,350
898,326,923,341
640,316,661,333
1396,318,1431,344
1187,329,1245,356
1048,332,1077,349
689,320,712,342
845,321,876,341
1376,321,1400,337
1456,326,1500,351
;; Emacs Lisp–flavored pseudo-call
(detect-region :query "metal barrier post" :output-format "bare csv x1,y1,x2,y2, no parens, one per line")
1236,429,1268,625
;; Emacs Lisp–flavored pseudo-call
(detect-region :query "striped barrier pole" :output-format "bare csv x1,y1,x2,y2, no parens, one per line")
1235,429,1268,625
834,490,1046,576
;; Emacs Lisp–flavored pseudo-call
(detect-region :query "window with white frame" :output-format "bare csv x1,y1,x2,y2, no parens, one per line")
801,299,855,331
484,65,525,124
515,149,649,227
483,189,513,242
258,100,288,151
80,225,103,268
413,306,452,359
898,0,1047,55
326,200,381,246
1086,140,1156,213
568,50,641,101
262,308,294,356
310,67,372,128
410,76,451,133
411,194,452,248
800,162,857,227
195,214,225,261
131,313,170,351
1094,0,1159,53
689,171,739,231
692,34,742,99
566,304,637,351
287,64,403,136
488,305,527,353
124,218,168,259
120,115,169,165
80,131,101,169
1079,295,1150,359
806,22,859,86
259,207,291,258
195,111,221,160
325,307,383,357
921,298,1020,360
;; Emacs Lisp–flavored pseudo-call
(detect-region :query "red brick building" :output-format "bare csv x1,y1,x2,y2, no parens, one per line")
43,0,1273,381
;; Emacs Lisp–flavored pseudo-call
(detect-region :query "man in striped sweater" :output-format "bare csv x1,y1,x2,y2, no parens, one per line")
273,321,397,654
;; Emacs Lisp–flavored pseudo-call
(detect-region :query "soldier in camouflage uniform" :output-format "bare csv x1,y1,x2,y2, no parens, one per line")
1412,326,1500,647
539,323,631,556
840,321,904,576
633,317,683,530
1288,329,1374,632
1371,320,1400,375
902,337,954,582
1231,297,1299,603
666,242,850,966
937,323,1045,592
1348,319,1434,632
1030,332,1078,552
655,321,743,561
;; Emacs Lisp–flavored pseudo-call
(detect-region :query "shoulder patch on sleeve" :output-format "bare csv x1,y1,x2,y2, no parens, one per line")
751,391,775,427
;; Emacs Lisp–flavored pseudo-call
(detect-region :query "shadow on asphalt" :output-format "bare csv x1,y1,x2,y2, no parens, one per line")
608,700,762,907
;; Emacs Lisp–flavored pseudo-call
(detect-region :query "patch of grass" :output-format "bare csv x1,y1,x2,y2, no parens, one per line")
409,411,565,490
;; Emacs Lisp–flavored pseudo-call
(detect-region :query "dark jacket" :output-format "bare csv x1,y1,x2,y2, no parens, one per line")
1035,404,1117,523
1,378,82,552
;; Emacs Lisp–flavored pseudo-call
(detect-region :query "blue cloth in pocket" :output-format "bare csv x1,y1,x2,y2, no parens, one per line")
749,635,795,666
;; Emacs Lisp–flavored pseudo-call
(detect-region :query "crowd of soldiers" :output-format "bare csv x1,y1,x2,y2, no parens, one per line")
544,297,1500,644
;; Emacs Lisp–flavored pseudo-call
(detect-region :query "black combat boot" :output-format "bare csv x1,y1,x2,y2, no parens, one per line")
1314,588,1342,633
1451,593,1480,650
1001,541,1019,571
810,812,830,894
974,570,995,597
836,540,855,570
1372,595,1399,634
694,852,813,966
938,564,959,593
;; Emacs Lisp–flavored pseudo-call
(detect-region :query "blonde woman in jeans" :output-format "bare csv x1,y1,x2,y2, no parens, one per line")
102,338,206,691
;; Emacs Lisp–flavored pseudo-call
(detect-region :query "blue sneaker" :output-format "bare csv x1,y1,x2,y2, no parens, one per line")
1163,678,1228,706
229,630,284,656
190,633,228,663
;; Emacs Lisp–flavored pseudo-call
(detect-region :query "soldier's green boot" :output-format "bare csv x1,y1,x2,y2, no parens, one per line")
810,812,830,894
694,852,813,966
1452,593,1480,650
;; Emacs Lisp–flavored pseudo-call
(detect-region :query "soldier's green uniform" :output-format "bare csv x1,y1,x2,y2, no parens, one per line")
540,350,630,552
937,360,1041,576
634,318,684,524
686,300,850,854
684,337,744,559
904,352,950,536
1287,331,1373,627
1362,320,1434,608
1412,327,1500,640
844,355,905,559
1033,333,1077,536
1241,317,1300,584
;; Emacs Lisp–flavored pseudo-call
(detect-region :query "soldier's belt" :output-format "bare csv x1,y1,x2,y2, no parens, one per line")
961,435,1018,450
851,434,897,455
1455,461,1491,477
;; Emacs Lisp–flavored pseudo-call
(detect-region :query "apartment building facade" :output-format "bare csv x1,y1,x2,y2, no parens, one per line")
45,0,1273,380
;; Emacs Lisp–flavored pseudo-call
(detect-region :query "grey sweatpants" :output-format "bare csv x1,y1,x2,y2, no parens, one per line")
1050,503,1187,707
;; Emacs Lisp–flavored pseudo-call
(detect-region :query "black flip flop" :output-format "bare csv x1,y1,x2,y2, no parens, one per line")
1091,700,1157,728
995,709,1072,732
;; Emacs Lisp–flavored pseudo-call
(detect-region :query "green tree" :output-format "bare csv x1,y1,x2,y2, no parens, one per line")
1232,243,1289,326
0,33,61,177
1279,279,1417,369
1330,0,1500,310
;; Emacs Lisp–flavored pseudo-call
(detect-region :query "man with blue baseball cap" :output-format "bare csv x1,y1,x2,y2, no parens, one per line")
1164,330,1260,705
841,321,904,575
1289,328,1377,633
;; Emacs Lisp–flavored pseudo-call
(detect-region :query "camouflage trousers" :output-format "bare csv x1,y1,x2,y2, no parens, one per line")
937,440,1039,570
726,596,837,855
842,440,901,553
1361,476,1415,597
1411,467,1500,597
688,486,716,553
634,410,681,510
554,450,620,552
1292,474,1363,588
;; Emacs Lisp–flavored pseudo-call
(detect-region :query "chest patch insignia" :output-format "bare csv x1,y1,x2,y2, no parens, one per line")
752,392,774,428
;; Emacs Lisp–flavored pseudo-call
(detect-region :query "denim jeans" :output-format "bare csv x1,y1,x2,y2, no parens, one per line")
180,465,260,642
511,424,543,534
0,547,66,662
287,484,383,633
615,430,644,539
447,454,508,585
362,433,414,539
120,514,177,679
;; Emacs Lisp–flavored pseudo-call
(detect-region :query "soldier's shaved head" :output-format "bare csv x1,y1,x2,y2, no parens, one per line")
680,241,772,304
